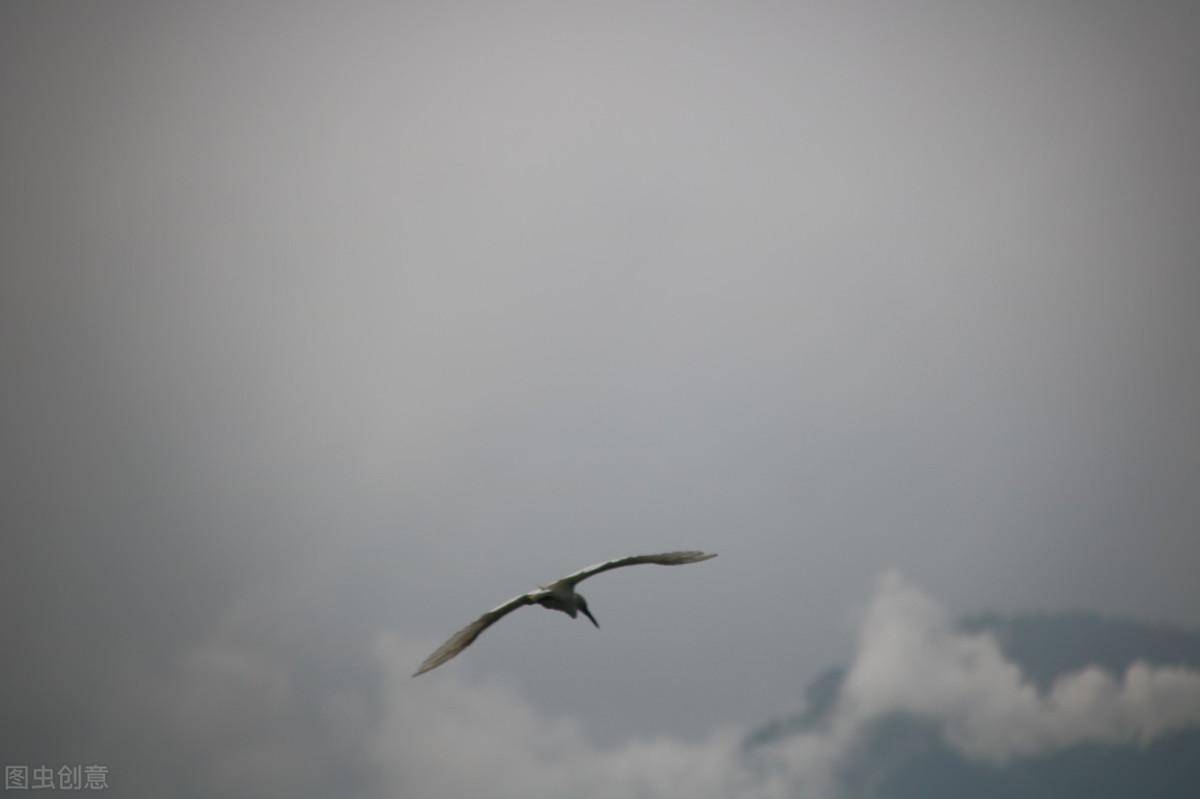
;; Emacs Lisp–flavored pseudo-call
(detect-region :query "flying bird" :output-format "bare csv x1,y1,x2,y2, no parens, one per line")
413,550,717,676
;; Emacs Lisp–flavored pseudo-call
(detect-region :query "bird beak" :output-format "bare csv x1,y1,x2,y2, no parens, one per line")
582,607,599,628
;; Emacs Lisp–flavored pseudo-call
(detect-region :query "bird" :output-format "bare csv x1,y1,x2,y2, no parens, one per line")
413,550,717,676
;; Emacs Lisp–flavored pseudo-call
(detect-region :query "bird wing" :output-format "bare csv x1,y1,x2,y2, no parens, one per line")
413,590,544,676
553,550,717,589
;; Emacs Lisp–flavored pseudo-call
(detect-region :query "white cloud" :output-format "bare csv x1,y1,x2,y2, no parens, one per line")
373,572,1200,797
371,634,777,799
832,572,1200,763
111,571,1200,797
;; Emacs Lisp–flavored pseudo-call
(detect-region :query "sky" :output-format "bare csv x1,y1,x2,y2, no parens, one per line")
2,1,1199,796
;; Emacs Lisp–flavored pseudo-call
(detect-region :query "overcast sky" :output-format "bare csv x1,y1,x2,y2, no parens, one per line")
3,2,1199,796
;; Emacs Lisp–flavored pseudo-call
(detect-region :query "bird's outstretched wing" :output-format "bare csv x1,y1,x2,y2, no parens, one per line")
553,550,717,589
413,591,543,676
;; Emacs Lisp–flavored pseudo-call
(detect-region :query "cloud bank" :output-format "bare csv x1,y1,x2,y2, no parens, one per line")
364,573,1200,798
72,571,1200,798
373,634,763,799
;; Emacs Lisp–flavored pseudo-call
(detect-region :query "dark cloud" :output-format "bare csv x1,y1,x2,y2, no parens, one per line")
3,2,1199,795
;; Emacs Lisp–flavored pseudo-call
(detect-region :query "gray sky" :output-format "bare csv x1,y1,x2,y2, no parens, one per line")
3,2,1199,796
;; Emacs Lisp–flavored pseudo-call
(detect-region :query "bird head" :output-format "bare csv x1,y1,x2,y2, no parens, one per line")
577,595,599,628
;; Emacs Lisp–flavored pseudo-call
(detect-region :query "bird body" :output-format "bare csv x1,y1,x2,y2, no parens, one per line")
413,550,716,676
532,585,595,624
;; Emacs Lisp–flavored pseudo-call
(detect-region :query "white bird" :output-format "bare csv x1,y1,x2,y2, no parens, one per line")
413,550,717,676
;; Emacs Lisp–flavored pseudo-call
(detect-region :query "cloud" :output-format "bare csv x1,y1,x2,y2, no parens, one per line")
4,5,1198,798
91,572,1200,798
831,572,1200,763
371,635,773,799
367,572,1200,797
